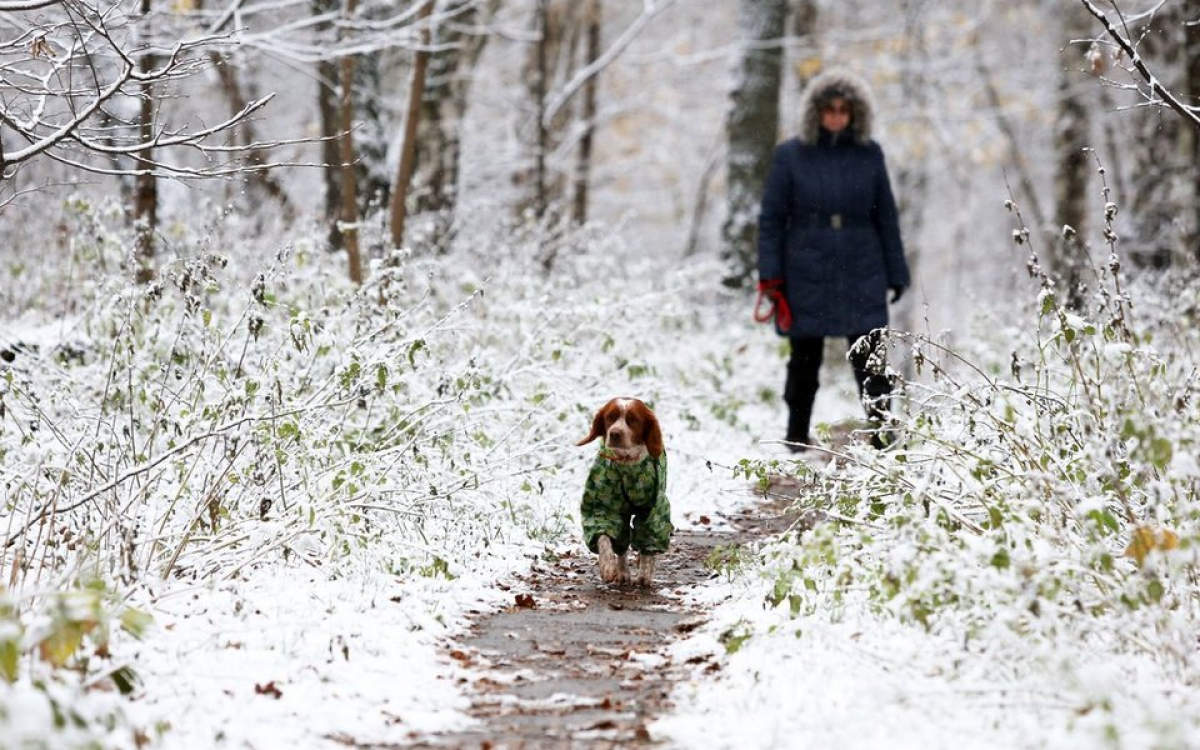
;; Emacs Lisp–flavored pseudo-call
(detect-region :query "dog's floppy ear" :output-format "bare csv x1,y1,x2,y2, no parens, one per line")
640,403,664,458
576,407,606,447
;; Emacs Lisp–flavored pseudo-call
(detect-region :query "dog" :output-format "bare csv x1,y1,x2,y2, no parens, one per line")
576,398,673,586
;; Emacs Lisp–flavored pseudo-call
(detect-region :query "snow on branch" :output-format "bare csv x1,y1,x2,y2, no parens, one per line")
1079,0,1200,130
541,0,678,127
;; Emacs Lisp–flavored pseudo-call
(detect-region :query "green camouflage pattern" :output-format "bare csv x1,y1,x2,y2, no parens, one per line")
581,449,673,555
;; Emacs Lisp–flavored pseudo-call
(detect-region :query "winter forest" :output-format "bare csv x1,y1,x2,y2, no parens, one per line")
2,0,1200,747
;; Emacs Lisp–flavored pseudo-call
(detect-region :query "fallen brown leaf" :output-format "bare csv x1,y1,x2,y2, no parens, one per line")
675,617,706,633
254,681,283,699
515,593,536,608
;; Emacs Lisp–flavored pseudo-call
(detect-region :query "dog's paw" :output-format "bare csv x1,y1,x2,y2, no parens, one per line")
597,536,621,582
598,553,619,582
635,553,657,587
616,554,631,585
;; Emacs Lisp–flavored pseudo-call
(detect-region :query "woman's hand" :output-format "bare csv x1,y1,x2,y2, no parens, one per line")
755,279,793,331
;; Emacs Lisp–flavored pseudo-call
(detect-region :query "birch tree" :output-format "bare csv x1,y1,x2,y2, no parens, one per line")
721,0,788,286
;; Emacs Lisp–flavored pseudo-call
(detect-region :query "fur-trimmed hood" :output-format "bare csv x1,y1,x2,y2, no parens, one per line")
798,68,876,145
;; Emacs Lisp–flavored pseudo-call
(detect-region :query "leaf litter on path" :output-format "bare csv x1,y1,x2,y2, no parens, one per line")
401,496,800,750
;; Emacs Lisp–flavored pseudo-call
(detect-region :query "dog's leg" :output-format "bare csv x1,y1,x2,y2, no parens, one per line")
635,553,657,586
616,551,630,584
597,535,621,583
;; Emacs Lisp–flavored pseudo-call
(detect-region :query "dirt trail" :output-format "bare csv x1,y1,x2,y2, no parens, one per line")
403,498,800,750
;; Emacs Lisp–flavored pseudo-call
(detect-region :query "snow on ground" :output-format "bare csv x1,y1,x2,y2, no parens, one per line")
654,581,1200,750
13,219,1195,750
104,304,825,748
119,554,523,746
2,245,882,748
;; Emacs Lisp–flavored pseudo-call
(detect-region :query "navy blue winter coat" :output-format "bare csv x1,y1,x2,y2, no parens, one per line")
757,129,910,338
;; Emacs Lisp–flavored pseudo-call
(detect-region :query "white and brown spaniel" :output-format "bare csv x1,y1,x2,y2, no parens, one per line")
577,398,672,586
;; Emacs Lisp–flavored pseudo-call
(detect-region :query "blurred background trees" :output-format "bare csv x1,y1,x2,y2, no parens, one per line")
1,0,1197,312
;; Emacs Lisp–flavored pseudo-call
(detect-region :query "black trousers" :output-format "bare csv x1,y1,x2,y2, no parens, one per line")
784,331,892,443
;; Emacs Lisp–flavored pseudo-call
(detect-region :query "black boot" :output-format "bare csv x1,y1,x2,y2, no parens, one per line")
784,338,822,452
785,407,812,452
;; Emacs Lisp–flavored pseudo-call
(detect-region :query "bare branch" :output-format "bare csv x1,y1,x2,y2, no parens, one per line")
0,0,62,9
69,94,275,156
1,58,135,164
1079,0,1200,130
542,0,677,126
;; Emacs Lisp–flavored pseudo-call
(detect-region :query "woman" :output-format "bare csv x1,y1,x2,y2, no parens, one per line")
755,68,911,451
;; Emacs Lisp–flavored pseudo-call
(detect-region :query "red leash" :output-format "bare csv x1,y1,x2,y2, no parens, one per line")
754,279,793,331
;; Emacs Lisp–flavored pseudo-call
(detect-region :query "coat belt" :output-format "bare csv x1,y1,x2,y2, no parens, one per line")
802,212,871,230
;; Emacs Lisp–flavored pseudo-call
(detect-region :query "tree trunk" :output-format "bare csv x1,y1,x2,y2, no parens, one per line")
1186,14,1200,265
355,50,391,209
520,0,581,222
409,0,500,249
721,0,788,287
315,0,343,249
1126,4,1187,270
1052,3,1092,306
338,0,363,285
389,0,435,249
533,0,550,219
572,0,601,225
133,0,158,285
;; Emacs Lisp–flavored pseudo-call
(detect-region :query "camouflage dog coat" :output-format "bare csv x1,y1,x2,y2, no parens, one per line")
581,449,673,556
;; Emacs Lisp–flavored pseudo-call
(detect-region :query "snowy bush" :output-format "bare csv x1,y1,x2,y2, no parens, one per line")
2,196,748,746
731,194,1200,742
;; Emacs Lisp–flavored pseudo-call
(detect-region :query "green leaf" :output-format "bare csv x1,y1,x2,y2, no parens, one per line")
990,549,1010,569
407,339,427,368
339,361,361,389
1086,509,1120,536
119,607,154,639
720,628,752,655
987,506,1004,529
0,639,18,683
1041,293,1056,315
1146,578,1164,603
38,623,87,667
107,665,141,695
1149,437,1173,472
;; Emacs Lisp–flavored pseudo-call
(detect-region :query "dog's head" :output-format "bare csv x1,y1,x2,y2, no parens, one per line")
576,397,663,461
